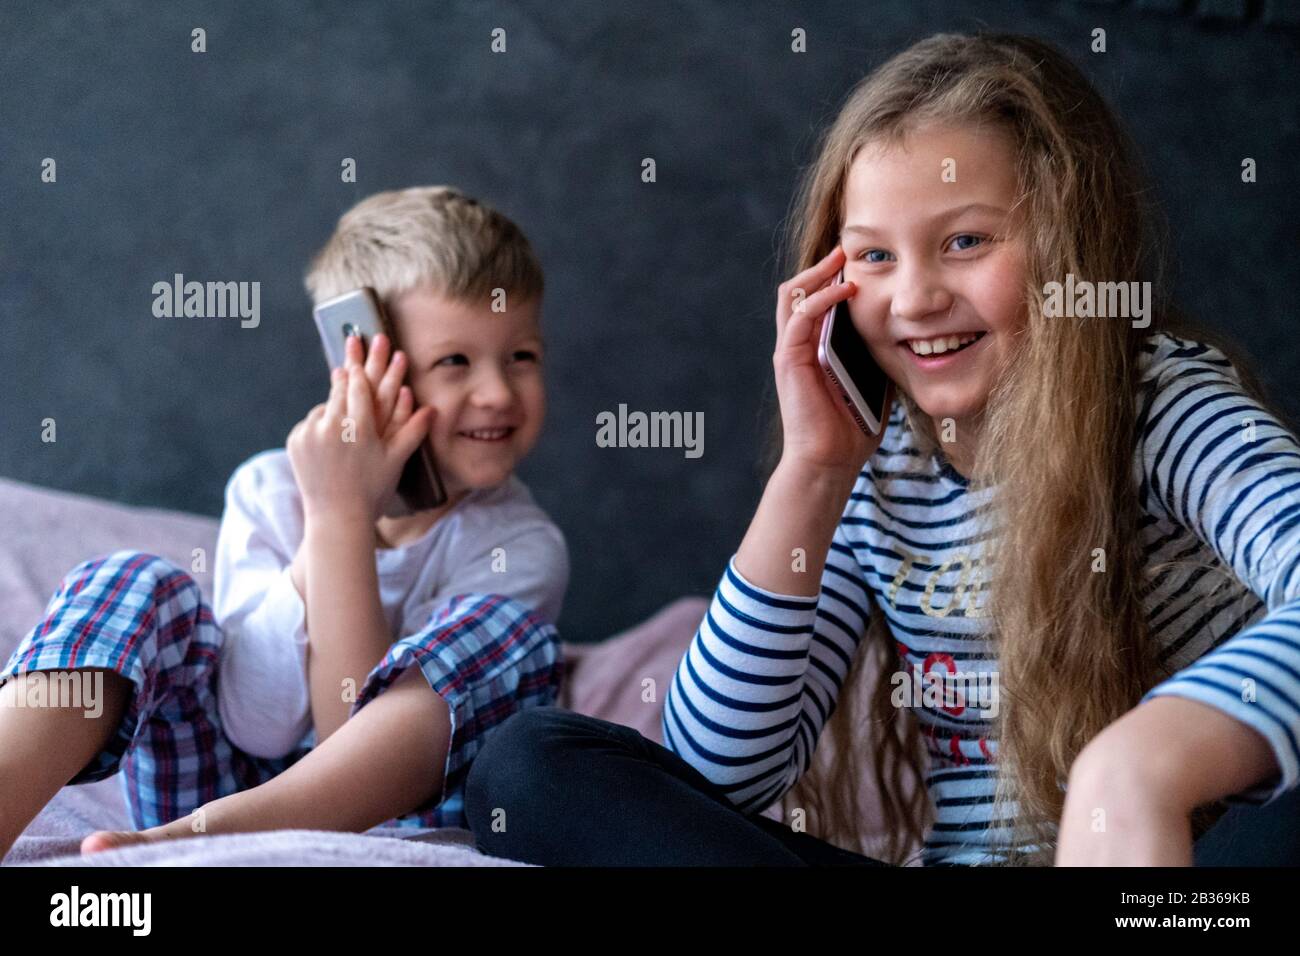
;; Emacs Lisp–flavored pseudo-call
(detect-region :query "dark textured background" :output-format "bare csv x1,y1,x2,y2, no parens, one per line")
2,0,1297,641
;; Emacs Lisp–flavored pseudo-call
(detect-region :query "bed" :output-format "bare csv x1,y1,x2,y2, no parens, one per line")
0,475,901,866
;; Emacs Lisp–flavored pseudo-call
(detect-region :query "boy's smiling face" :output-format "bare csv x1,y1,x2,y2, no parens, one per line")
839,122,1028,469
386,287,545,497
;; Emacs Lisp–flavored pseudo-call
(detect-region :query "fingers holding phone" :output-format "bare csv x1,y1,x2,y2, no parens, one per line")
288,362,433,524
340,363,434,504
312,288,447,511
775,245,846,343
816,269,893,439
773,248,891,474
344,332,407,437
769,244,894,473
381,376,423,446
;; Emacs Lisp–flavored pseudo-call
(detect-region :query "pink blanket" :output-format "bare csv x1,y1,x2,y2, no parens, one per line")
0,476,904,866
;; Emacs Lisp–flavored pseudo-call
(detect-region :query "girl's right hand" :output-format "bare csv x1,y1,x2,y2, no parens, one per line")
773,245,893,475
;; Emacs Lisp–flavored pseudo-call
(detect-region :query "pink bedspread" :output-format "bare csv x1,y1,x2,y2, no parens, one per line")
0,475,904,866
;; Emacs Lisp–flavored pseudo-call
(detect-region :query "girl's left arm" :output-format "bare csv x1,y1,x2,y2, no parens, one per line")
1057,696,1280,865
1057,343,1300,865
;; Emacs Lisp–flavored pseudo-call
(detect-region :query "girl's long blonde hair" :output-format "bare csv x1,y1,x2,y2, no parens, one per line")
769,32,1285,865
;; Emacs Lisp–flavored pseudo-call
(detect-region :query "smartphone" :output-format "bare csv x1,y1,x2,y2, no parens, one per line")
816,269,891,435
311,287,448,513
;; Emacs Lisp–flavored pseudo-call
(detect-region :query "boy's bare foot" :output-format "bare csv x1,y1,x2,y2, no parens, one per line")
82,804,218,855
80,829,157,855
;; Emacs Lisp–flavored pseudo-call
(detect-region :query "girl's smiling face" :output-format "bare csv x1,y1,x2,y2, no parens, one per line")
840,122,1029,461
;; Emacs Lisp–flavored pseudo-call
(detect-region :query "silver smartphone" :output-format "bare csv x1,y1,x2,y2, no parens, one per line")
311,287,447,512
816,269,890,435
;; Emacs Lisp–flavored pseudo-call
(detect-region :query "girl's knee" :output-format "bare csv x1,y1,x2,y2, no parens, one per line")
465,708,620,841
470,707,610,777
466,708,571,798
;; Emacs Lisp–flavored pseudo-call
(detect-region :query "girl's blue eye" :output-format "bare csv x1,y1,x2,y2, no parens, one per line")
860,249,893,263
950,234,985,252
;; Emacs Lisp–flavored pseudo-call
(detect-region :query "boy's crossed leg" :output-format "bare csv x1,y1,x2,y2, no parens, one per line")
0,550,563,859
0,668,132,857
83,665,451,851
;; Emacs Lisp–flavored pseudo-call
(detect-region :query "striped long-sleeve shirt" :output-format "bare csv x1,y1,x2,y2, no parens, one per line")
663,332,1300,866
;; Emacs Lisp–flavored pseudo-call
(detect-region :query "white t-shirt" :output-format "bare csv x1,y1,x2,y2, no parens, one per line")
210,448,569,759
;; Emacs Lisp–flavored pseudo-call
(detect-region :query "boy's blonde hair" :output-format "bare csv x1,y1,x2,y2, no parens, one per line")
303,185,544,307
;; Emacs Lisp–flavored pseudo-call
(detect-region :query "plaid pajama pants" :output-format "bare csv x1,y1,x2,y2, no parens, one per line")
0,549,564,832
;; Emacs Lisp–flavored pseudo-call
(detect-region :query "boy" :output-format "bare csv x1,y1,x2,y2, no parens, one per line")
0,186,568,857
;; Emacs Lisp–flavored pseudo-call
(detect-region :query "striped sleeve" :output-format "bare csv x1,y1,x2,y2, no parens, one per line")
1138,343,1300,804
661,521,874,814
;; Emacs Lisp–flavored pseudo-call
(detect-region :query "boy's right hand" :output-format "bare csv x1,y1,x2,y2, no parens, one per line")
285,332,428,519
287,359,432,524
773,244,893,476
284,332,423,616
348,332,412,437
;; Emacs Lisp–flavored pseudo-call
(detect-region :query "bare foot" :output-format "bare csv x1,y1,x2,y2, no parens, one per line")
80,829,156,855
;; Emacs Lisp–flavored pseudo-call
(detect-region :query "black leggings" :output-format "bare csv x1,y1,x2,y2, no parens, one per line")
465,706,1300,866
463,706,891,866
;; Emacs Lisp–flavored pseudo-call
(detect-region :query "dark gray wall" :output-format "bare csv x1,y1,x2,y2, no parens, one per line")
2,1,1297,640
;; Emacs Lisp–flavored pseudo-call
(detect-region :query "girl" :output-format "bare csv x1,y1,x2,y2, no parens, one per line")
463,32,1300,866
